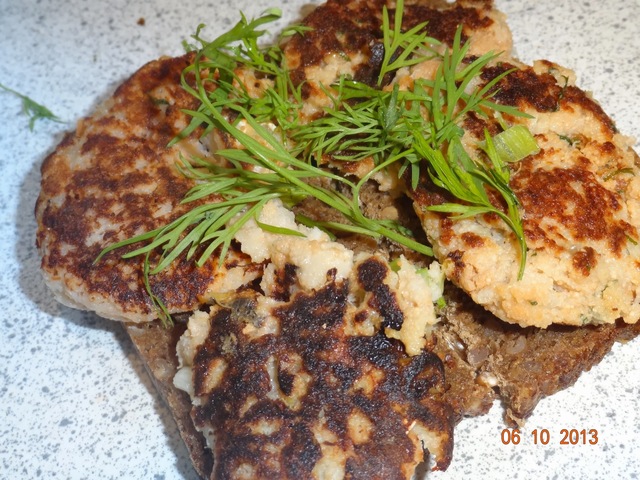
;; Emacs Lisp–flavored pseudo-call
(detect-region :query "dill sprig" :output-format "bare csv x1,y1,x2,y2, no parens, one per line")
415,132,527,278
299,27,526,161
0,82,63,130
99,2,538,321
377,0,440,85
170,9,308,145
131,6,429,259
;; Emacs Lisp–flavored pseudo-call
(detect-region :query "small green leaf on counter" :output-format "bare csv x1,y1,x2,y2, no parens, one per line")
0,82,63,130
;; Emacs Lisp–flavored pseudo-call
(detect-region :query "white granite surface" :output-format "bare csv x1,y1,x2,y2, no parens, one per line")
0,0,638,478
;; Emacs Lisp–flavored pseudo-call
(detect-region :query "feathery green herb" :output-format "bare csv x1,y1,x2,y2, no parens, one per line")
170,9,309,145
0,82,63,130
294,25,534,279
415,131,528,278
100,1,538,320
377,0,440,85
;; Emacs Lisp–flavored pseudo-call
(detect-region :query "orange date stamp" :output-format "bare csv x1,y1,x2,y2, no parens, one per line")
500,428,599,445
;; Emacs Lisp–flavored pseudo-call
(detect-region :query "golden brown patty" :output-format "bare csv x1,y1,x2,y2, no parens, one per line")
126,294,640,480
411,58,640,328
35,54,260,322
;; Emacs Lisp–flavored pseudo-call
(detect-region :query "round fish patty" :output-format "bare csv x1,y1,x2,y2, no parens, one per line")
412,59,640,328
34,54,261,322
175,278,453,480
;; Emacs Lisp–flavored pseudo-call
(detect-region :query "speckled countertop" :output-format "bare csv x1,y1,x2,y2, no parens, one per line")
1,0,639,479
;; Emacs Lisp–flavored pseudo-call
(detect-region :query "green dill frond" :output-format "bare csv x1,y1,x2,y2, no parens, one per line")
0,82,63,130
98,2,537,322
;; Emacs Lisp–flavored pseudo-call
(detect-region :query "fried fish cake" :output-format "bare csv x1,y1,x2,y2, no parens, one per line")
411,59,640,328
35,55,261,322
175,282,453,480
283,0,512,118
286,0,640,329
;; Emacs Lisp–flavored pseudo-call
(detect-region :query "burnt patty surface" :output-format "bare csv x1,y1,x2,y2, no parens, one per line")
176,283,454,480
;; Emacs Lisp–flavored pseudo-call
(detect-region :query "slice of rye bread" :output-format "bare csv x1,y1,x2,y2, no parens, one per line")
125,319,214,479
436,286,640,425
124,290,640,479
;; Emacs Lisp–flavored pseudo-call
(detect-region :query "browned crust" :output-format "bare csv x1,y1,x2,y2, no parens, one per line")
481,62,617,133
357,257,405,330
35,54,231,320
512,159,636,257
192,284,454,479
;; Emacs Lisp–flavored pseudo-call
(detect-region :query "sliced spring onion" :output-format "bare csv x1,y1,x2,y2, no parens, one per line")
492,125,540,163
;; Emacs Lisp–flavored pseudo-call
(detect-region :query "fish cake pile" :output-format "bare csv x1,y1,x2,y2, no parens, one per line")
285,0,640,329
34,0,640,479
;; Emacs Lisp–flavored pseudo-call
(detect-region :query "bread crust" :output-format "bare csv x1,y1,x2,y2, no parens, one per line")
125,320,214,478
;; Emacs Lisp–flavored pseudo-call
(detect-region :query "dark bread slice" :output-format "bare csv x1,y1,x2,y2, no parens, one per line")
124,320,213,479
437,286,640,425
